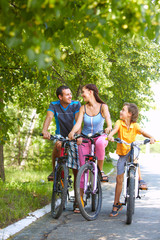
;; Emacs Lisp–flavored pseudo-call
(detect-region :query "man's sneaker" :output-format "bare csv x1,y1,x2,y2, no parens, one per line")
48,172,54,181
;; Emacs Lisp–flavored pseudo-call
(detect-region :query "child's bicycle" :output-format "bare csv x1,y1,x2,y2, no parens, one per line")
113,137,150,224
75,131,106,221
40,133,78,219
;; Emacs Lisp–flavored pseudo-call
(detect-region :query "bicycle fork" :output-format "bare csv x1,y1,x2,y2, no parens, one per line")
84,161,98,194
123,164,139,201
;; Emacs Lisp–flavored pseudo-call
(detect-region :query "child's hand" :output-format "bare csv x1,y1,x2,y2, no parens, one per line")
107,135,114,142
150,137,156,144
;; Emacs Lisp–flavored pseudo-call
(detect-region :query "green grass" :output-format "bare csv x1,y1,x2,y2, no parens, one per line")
0,160,113,229
0,167,52,229
103,159,114,174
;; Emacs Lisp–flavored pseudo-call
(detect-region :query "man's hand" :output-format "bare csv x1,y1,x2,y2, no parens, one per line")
42,131,51,140
68,131,75,140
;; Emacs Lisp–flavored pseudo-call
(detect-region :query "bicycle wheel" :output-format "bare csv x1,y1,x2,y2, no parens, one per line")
76,163,102,221
51,163,68,219
126,168,135,224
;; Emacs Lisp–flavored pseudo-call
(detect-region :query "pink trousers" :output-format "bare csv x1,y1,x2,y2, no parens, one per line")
78,135,108,188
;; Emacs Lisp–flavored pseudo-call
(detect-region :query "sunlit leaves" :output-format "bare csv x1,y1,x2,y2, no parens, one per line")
0,0,159,68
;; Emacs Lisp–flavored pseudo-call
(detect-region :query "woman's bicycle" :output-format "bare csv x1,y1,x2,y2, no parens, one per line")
75,131,105,221
41,133,78,219
113,137,150,224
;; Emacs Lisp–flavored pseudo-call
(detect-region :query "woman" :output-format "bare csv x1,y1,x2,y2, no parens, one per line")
68,84,112,181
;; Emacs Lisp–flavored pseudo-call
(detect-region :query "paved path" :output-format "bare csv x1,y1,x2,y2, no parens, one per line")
9,154,160,240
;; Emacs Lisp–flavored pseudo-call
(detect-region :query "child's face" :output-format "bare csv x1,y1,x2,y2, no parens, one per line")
120,105,131,120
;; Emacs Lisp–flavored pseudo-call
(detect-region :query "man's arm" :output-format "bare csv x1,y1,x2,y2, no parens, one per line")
42,111,54,139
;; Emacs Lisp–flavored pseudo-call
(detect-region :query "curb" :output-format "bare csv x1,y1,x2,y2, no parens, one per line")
0,204,51,240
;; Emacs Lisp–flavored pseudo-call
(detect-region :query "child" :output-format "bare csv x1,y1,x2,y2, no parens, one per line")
107,102,156,217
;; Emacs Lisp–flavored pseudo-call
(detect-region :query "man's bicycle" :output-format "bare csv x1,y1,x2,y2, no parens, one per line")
75,131,105,221
114,137,150,224
41,133,78,219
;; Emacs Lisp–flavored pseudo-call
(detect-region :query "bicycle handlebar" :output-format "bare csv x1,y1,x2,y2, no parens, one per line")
40,133,88,143
40,133,69,142
74,130,105,140
114,137,150,146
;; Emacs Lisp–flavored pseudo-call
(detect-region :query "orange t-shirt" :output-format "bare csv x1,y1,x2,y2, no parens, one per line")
115,120,141,155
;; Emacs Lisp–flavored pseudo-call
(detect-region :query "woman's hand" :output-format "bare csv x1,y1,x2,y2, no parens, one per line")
76,137,83,145
104,127,112,135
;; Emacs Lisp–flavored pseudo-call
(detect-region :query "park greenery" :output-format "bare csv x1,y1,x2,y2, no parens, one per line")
0,0,160,227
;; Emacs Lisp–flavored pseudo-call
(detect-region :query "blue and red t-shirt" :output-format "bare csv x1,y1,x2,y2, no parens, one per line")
47,100,81,137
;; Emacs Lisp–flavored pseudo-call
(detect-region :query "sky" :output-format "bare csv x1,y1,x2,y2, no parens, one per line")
142,82,160,140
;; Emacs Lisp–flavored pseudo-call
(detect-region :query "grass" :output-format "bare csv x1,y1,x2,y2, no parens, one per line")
0,167,53,229
0,161,113,229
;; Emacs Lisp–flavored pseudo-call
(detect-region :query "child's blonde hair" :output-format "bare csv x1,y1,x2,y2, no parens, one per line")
124,102,139,123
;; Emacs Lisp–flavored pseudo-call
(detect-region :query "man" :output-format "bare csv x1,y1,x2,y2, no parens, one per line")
42,85,81,212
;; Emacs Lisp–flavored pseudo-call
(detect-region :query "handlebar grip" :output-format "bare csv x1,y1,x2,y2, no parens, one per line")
144,139,150,144
114,137,122,143
82,140,89,143
40,133,54,141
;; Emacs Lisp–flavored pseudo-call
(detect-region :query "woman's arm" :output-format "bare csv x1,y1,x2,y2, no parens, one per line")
68,105,84,139
102,104,112,134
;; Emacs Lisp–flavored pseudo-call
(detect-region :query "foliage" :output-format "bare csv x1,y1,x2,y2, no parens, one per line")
3,38,160,162
0,0,159,69
106,39,160,123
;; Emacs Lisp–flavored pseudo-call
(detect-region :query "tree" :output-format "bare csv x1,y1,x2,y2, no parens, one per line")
0,0,159,69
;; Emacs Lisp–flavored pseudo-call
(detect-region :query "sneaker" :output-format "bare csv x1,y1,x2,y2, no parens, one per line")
48,172,54,181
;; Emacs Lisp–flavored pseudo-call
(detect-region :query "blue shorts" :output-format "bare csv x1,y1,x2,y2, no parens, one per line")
117,152,130,175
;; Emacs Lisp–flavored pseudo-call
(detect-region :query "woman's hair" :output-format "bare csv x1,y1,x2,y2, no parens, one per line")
83,84,105,104
124,102,139,122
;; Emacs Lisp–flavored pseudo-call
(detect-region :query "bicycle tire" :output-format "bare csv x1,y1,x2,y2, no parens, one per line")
51,163,68,219
76,163,102,221
126,168,135,224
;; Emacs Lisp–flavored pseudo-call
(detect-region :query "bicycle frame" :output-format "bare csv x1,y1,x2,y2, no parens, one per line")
113,138,148,201
76,133,102,195
123,143,139,199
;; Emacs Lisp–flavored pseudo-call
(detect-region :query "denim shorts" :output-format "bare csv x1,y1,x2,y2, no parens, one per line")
117,151,130,175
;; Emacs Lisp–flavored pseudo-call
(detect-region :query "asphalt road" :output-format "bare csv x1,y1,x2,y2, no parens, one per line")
11,153,160,240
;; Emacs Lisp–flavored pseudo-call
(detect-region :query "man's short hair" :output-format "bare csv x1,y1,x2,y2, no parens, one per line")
56,85,70,98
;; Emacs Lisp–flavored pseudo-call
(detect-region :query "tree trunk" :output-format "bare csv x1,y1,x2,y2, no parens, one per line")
0,145,5,182
21,109,37,166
